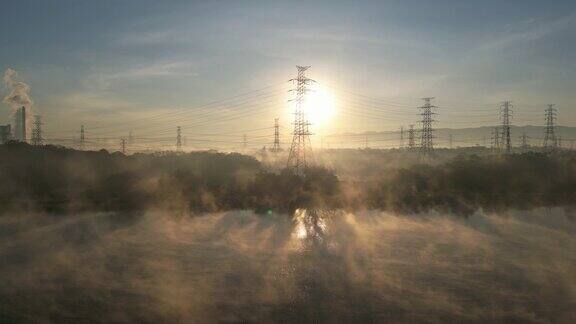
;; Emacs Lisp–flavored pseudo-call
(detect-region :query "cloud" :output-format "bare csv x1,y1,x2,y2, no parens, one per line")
479,12,576,51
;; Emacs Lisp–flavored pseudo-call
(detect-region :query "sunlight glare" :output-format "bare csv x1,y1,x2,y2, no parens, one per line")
304,84,335,128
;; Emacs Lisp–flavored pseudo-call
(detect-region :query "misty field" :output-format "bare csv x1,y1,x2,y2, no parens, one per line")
1,209,575,322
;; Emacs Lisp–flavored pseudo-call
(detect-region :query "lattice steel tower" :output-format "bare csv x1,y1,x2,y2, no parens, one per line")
271,118,281,152
80,125,85,150
31,115,43,146
543,104,557,153
500,101,513,154
491,127,501,153
408,124,416,150
418,97,436,156
287,66,314,175
176,126,182,152
520,132,530,153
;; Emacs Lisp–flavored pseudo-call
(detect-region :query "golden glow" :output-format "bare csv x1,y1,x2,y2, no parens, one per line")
304,85,335,129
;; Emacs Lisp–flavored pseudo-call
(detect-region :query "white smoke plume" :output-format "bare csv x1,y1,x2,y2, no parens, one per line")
3,68,36,141
3,68,34,112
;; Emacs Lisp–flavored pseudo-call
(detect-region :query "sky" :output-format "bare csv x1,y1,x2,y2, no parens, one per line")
0,0,575,149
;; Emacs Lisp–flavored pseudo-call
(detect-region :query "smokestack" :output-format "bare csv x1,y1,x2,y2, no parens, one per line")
3,69,34,143
14,106,26,142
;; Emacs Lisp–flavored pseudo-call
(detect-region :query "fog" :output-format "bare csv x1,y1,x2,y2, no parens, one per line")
1,209,574,322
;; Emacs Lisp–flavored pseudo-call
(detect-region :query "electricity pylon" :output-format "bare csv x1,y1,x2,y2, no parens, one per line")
500,101,513,154
80,125,85,150
287,66,314,175
121,138,126,154
520,132,530,153
408,124,416,150
31,115,43,146
271,118,281,153
176,126,182,152
419,97,436,157
543,104,557,153
491,127,501,153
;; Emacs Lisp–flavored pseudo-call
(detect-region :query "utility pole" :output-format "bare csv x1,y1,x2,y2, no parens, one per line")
544,104,557,153
31,115,43,146
287,66,314,175
121,138,126,154
449,134,453,149
520,132,530,153
419,97,436,157
400,126,404,149
500,101,512,154
408,124,416,151
176,126,182,152
80,125,85,150
271,118,281,152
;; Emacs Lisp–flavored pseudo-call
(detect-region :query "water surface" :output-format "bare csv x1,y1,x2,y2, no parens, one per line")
1,209,575,322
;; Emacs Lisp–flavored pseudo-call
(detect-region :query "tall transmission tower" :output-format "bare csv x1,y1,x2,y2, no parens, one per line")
491,127,501,153
543,104,557,153
500,101,513,154
121,138,127,154
80,125,85,150
400,126,404,148
520,132,530,153
31,115,43,146
408,124,416,150
271,118,281,152
176,126,182,152
287,66,314,175
418,97,436,157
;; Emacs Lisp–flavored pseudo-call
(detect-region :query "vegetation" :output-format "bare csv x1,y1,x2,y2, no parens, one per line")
1,142,575,215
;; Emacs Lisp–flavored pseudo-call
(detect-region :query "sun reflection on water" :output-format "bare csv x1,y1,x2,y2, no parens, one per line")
291,208,332,250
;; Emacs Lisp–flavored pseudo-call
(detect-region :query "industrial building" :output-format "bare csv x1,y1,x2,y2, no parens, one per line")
0,124,11,144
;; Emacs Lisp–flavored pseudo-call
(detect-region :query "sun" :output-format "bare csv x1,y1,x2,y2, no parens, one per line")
304,84,335,129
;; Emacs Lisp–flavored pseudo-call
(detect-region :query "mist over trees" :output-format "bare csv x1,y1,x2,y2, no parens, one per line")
1,142,575,216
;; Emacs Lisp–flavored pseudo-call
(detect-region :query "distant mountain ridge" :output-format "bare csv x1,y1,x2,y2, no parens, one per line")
326,126,576,148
